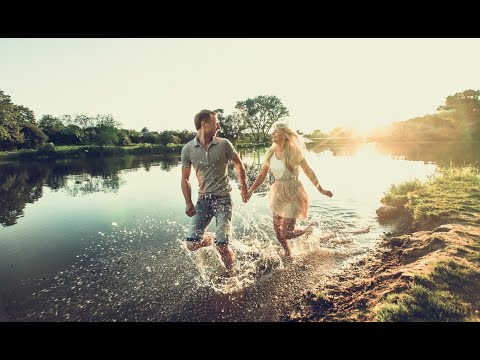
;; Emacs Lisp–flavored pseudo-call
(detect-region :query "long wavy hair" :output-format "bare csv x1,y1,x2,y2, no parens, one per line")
263,123,306,172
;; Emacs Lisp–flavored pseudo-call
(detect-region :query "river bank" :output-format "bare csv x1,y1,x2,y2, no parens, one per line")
0,142,267,161
285,166,480,322
0,144,184,161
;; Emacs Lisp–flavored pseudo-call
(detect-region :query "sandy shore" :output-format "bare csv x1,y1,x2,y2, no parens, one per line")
284,219,480,322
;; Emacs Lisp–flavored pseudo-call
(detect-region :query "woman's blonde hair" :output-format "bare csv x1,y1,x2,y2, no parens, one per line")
263,123,306,172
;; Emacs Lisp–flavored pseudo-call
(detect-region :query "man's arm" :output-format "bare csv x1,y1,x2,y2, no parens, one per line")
181,166,196,216
231,153,249,203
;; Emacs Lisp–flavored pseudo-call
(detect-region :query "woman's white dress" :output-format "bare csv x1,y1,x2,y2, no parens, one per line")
267,154,309,220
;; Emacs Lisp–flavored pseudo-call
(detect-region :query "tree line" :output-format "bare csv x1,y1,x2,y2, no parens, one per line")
0,90,291,151
368,89,480,142
0,89,200,151
2,88,479,152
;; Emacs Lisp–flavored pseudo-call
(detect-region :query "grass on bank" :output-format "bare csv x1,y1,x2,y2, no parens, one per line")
375,167,480,321
374,259,480,321
381,166,480,229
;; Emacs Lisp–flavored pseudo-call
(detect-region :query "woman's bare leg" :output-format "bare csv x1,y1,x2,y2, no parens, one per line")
283,218,313,240
273,215,291,257
349,226,370,234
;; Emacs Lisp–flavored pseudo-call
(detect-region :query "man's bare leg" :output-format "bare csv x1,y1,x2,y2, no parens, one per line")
186,232,214,251
216,243,235,277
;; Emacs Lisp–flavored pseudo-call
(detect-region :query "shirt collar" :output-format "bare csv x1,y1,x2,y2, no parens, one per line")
193,136,219,147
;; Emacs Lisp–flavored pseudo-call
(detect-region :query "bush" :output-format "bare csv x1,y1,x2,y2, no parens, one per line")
36,142,56,155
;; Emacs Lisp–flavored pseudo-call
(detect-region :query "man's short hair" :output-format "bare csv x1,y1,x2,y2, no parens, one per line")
194,110,216,130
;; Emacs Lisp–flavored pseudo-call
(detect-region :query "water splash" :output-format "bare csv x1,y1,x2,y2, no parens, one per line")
7,206,386,321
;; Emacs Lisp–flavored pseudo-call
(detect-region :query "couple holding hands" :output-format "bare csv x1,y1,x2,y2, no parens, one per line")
181,110,332,276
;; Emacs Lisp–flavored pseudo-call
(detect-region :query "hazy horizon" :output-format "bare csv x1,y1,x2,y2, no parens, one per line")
2,38,480,134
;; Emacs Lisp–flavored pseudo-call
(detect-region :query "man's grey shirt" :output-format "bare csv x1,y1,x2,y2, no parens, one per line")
181,136,238,196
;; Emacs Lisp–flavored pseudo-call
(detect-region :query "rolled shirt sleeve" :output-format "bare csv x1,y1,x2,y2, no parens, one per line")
181,145,191,168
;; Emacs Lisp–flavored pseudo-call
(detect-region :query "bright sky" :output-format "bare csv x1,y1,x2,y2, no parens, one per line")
1,38,480,134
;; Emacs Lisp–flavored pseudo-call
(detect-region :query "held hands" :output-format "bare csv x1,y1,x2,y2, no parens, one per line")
185,202,196,217
320,189,333,198
241,185,250,203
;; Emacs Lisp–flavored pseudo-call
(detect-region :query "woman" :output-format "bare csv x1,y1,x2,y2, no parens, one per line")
247,123,333,257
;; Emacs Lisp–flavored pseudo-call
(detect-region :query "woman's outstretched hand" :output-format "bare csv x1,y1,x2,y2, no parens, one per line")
320,189,333,198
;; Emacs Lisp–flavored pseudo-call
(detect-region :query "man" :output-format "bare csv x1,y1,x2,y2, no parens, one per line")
181,109,248,277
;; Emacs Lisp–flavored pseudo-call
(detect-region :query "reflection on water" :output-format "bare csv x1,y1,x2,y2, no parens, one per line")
307,141,480,167
1,142,479,321
375,141,480,167
0,154,179,227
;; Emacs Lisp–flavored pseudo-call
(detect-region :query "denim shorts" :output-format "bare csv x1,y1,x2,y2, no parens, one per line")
186,195,233,245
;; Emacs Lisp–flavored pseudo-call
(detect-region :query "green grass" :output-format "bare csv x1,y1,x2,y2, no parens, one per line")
381,179,423,208
382,166,480,229
375,283,468,322
377,166,480,321
430,260,480,291
467,251,480,264
375,259,479,321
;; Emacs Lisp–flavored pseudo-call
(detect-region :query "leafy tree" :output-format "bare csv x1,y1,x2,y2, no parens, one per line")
305,129,328,139
39,114,65,144
94,114,121,128
437,89,480,121
90,114,121,146
20,123,47,149
143,131,161,144
93,125,119,146
59,114,73,126
214,108,245,142
235,95,289,143
175,129,196,144
0,122,23,150
125,129,142,144
13,105,35,124
74,114,94,129
39,114,64,132
437,89,480,140
0,90,25,150
330,127,353,138
159,131,179,145
118,134,132,146
118,129,134,146
60,124,83,145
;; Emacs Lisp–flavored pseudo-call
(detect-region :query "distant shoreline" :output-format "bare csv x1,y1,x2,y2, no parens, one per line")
0,144,184,161
1,140,478,161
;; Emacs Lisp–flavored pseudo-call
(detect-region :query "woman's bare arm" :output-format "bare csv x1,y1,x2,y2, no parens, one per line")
248,163,270,195
299,158,333,197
